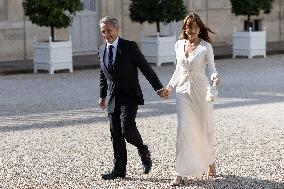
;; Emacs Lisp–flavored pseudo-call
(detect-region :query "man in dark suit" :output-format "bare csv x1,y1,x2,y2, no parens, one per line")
98,16,166,180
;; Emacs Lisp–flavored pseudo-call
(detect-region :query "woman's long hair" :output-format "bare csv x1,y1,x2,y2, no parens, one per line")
179,12,215,44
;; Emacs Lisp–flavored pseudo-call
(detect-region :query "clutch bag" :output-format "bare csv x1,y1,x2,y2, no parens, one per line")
206,84,218,102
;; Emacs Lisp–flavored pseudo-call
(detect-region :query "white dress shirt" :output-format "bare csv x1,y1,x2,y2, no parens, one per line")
104,36,119,67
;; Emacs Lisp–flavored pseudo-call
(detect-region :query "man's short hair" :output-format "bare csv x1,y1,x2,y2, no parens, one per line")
99,16,119,28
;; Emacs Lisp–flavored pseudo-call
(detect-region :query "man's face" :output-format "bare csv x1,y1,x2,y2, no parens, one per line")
100,22,119,44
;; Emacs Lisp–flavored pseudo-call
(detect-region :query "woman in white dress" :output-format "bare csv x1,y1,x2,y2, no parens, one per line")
165,13,219,186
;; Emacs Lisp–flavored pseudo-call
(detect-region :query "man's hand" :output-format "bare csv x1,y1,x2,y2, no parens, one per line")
99,98,106,110
157,88,170,99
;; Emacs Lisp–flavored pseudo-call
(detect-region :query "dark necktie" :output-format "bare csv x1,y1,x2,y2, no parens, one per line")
108,45,114,70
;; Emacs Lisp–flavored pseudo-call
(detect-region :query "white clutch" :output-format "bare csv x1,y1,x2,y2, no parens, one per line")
206,84,218,102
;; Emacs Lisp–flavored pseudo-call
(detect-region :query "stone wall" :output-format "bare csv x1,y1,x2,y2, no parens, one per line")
281,0,284,40
0,0,25,60
100,0,156,45
0,0,283,61
183,0,283,45
99,0,283,46
0,0,68,61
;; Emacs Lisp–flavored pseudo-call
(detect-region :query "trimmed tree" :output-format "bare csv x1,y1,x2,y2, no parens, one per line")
23,0,83,42
230,0,274,31
129,0,187,33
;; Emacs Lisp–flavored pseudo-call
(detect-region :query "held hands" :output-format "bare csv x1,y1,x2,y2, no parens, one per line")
98,98,106,110
157,88,171,99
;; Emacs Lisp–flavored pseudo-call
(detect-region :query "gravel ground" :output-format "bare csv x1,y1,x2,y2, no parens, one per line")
0,55,283,188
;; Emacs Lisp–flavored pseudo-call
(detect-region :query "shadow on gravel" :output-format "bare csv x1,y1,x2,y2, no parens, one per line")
0,109,109,133
123,174,283,188
1,91,284,132
182,174,284,189
215,89,284,109
0,102,176,133
0,116,108,133
124,176,171,184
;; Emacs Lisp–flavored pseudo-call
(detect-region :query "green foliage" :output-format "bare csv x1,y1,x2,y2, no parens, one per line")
230,0,274,19
129,0,187,33
23,0,83,41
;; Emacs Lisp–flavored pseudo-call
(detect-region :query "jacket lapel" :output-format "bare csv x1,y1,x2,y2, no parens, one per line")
113,38,122,70
99,43,106,68
99,43,114,80
99,43,113,73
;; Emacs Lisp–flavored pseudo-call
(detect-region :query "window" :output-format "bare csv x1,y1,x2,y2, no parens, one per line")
81,0,96,11
244,19,261,31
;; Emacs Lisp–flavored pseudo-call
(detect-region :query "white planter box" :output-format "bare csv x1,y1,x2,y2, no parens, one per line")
141,33,176,66
33,37,73,74
233,28,266,58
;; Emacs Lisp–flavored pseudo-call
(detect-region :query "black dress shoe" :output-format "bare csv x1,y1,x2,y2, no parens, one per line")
139,145,152,174
101,171,126,180
142,158,152,174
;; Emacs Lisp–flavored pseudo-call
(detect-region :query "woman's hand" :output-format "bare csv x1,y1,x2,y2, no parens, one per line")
157,87,171,99
164,86,172,99
157,88,170,98
212,77,219,86
211,73,219,86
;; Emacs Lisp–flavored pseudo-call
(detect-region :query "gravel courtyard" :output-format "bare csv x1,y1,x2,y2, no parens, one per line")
0,55,283,188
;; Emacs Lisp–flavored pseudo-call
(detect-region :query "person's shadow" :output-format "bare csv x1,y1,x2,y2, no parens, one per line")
124,174,284,188
182,174,283,189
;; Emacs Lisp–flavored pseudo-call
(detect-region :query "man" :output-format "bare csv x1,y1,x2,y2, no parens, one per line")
98,16,166,180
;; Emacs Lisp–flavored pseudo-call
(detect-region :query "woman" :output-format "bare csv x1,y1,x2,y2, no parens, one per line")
165,13,219,186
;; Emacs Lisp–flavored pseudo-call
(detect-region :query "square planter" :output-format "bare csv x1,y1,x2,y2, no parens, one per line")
33,36,73,74
141,33,176,66
233,27,266,58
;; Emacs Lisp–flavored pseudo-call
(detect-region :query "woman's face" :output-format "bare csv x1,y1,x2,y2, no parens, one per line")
185,21,200,41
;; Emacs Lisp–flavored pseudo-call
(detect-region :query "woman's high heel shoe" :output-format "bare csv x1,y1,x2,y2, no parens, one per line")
170,176,182,186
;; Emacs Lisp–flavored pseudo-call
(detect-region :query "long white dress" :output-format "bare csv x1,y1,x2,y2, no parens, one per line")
167,39,218,177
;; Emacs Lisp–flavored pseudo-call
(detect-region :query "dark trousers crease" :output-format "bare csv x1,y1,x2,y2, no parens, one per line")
108,101,146,172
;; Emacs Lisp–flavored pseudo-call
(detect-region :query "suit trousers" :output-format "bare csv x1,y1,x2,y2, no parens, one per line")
108,101,147,172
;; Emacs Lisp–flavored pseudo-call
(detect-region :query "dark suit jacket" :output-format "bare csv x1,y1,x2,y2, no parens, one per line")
99,38,163,113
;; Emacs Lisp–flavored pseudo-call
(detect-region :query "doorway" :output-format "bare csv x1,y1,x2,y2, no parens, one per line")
71,0,98,54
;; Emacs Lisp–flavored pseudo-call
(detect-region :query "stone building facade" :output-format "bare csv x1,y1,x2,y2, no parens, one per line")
110,0,284,45
0,0,283,61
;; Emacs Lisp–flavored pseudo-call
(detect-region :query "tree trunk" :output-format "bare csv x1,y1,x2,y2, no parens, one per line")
51,26,55,42
247,15,251,24
248,15,253,30
245,15,253,31
156,21,160,34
